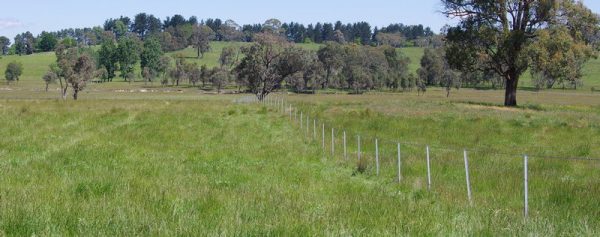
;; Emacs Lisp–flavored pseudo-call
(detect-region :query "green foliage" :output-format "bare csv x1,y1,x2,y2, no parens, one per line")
191,25,215,58
42,70,58,91
210,67,230,92
60,37,78,48
140,38,163,73
0,36,11,55
117,36,142,82
55,43,97,99
527,0,600,90
98,39,118,81
37,32,58,52
219,46,238,69
113,20,128,39
442,0,599,106
4,61,24,83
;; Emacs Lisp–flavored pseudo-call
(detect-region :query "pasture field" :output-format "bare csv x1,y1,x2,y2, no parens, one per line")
0,41,599,235
0,89,598,235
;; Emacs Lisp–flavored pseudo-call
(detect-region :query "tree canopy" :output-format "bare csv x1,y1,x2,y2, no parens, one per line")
442,0,599,106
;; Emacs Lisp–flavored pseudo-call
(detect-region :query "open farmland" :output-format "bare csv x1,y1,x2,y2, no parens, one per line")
0,90,599,235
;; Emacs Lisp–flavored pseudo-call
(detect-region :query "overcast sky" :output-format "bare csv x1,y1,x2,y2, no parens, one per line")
1,0,599,41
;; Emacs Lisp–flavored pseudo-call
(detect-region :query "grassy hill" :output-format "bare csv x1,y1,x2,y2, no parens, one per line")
1,41,599,90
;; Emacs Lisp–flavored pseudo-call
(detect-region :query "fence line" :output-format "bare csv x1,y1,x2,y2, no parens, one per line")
236,94,600,219
235,95,600,162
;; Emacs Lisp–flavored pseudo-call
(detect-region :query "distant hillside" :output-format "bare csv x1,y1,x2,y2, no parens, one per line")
2,42,599,90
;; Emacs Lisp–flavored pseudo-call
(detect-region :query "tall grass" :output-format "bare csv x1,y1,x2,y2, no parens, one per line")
1,96,597,235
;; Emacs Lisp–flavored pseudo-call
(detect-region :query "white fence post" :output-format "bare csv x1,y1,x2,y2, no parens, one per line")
300,112,303,129
289,105,292,120
524,155,529,219
397,143,402,183
331,128,335,156
322,124,326,151
426,146,432,191
375,139,380,176
306,116,309,137
464,149,473,205
313,120,316,140
343,131,347,160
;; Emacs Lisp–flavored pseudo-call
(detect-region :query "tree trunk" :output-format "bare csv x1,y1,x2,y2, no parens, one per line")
73,88,79,100
324,68,331,89
45,83,49,92
504,75,519,107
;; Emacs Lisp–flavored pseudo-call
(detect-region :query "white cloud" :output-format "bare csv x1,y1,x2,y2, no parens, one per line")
0,19,24,30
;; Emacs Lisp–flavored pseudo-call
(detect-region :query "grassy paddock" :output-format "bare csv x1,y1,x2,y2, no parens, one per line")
0,93,598,235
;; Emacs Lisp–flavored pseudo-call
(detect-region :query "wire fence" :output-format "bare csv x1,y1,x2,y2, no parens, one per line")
234,94,600,219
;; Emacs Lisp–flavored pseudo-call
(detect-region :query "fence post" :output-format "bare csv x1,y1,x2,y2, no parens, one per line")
357,135,361,162
343,130,347,160
397,143,402,183
464,149,473,205
331,128,335,156
294,110,297,122
300,112,303,129
289,105,292,120
375,139,380,176
426,146,432,191
313,120,316,140
306,116,309,137
524,155,529,219
322,124,326,151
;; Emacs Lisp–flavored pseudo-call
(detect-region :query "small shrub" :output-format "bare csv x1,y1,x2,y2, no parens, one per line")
353,158,368,175
20,106,29,114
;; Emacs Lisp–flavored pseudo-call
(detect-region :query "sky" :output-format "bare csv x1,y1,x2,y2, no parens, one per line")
1,0,599,41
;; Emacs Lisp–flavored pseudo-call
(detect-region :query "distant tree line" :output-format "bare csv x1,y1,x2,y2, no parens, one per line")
0,13,438,56
4,0,599,104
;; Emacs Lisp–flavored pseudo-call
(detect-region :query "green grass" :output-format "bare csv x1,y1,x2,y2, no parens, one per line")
0,52,56,88
0,93,598,235
1,40,599,235
399,47,424,74
167,41,250,68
